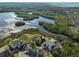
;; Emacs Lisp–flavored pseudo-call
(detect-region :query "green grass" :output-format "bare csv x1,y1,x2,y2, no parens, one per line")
0,37,12,48
0,28,42,48
15,10,38,20
19,34,33,42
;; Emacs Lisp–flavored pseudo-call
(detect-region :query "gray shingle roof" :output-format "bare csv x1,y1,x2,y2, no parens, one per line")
10,39,21,49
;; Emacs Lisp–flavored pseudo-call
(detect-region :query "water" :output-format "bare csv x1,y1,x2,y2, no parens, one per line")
0,12,21,27
0,12,54,27
0,12,55,32
0,12,55,39
24,16,55,27
34,16,55,24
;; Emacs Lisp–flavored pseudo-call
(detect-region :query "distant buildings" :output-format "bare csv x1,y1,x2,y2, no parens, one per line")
27,12,33,15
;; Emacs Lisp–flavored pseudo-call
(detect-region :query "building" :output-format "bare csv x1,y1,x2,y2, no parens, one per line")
0,49,10,57
30,35,46,46
9,39,24,51
41,39,61,51
27,12,33,15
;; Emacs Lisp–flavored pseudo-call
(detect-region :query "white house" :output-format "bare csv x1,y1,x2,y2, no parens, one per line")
27,12,33,15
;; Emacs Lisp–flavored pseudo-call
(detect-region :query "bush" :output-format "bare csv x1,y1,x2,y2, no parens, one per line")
0,38,12,48
15,21,25,26
52,40,79,57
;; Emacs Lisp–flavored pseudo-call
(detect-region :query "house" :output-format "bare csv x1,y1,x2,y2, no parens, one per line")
30,35,46,46
27,12,33,15
9,39,24,51
41,39,61,51
0,49,10,57
24,47,44,57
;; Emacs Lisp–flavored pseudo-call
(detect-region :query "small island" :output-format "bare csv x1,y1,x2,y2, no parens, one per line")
15,21,25,26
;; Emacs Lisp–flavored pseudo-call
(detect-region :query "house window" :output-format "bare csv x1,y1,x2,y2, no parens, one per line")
51,45,55,49
43,43,46,47
54,42,56,44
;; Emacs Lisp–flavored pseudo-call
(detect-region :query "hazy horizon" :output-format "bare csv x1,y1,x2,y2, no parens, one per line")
0,2,79,7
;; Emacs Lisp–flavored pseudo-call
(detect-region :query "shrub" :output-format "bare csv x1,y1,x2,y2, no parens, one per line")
15,21,25,26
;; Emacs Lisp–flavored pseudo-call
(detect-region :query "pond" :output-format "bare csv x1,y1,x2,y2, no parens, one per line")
31,16,55,25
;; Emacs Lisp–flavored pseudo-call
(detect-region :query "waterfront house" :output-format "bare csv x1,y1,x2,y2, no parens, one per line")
9,39,24,51
0,49,10,57
30,35,46,46
41,39,61,51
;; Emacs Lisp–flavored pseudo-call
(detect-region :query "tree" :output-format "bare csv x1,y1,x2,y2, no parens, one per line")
15,21,25,26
